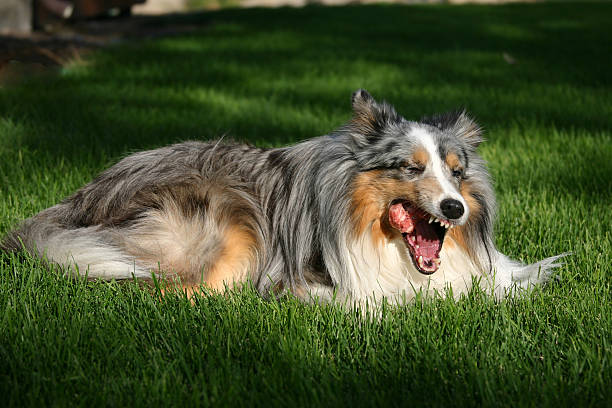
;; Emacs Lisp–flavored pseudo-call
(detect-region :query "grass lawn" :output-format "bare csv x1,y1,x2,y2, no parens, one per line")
0,2,610,406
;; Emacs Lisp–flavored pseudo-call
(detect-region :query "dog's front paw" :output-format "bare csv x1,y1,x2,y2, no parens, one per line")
513,252,570,285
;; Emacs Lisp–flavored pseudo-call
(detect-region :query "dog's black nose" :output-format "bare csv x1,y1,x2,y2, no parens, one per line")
440,199,464,220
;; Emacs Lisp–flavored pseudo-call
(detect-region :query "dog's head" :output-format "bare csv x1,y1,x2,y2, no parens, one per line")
347,89,486,275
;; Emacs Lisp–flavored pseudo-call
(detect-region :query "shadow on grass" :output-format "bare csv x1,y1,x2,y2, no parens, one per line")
2,260,600,407
0,3,610,201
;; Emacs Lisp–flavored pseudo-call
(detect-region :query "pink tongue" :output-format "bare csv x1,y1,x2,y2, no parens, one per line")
389,202,441,260
414,221,440,259
389,202,413,232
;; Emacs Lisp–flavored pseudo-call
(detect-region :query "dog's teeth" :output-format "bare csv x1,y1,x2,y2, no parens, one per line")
435,218,440,224
429,217,434,224
416,245,419,249
434,258,441,265
418,256,423,266
445,222,450,229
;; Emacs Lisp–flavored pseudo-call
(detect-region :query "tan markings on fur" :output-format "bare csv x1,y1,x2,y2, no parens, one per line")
370,219,388,246
350,170,417,245
123,193,256,291
123,204,213,281
447,180,481,253
351,171,385,239
444,235,456,249
205,225,256,291
413,147,429,167
460,180,482,221
417,176,444,200
446,230,465,251
293,285,306,299
445,153,461,170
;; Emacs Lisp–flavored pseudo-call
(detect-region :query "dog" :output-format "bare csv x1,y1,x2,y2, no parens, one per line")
1,90,565,304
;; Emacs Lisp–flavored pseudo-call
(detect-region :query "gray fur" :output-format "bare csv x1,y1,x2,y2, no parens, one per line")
2,90,563,301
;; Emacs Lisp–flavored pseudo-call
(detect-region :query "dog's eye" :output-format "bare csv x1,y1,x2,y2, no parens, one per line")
403,166,424,175
452,169,463,178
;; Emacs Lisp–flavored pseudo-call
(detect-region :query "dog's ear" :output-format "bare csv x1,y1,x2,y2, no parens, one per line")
351,89,376,119
451,111,483,149
421,110,483,149
350,89,400,145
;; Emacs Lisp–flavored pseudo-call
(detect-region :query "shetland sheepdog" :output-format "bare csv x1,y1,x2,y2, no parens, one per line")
2,90,565,304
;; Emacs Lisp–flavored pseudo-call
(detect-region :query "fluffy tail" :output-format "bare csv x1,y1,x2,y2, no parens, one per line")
2,208,151,279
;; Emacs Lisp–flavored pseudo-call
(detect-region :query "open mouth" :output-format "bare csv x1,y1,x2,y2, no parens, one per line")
388,200,451,275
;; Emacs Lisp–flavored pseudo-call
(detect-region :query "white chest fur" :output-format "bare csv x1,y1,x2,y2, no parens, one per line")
339,234,485,302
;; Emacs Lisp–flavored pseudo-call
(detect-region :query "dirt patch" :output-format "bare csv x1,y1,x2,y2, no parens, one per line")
0,14,200,85
0,33,94,84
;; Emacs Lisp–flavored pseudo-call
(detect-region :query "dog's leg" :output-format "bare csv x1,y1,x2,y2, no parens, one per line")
201,225,257,291
123,210,259,293
293,282,337,304
489,251,568,298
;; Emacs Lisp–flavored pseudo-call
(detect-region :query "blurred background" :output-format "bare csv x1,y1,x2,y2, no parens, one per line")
0,0,537,83
2,0,534,35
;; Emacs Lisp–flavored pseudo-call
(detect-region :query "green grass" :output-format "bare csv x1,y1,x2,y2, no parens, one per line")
0,2,611,406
